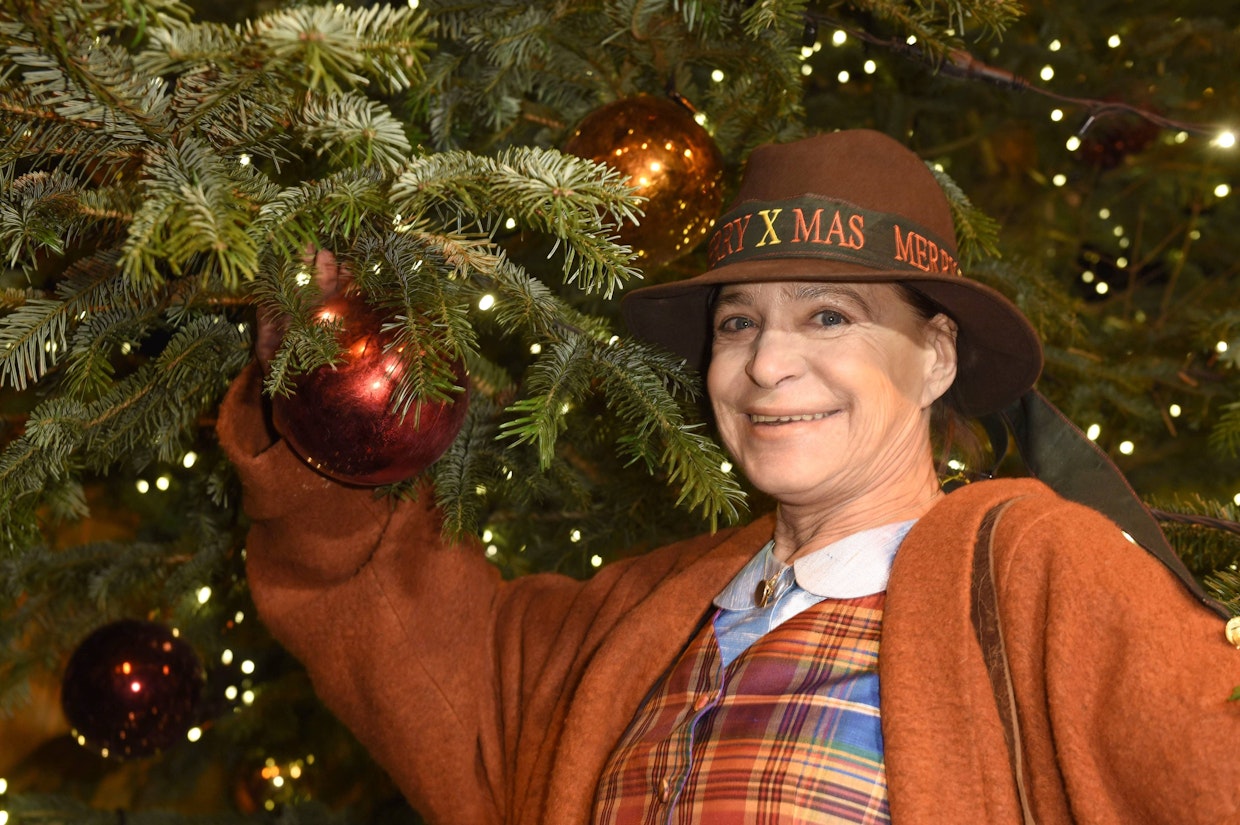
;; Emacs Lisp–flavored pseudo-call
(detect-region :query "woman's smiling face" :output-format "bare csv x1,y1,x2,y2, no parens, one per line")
706,281,958,510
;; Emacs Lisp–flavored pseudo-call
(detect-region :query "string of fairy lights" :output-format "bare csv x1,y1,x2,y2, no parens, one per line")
112,9,1234,592
131,8,1232,572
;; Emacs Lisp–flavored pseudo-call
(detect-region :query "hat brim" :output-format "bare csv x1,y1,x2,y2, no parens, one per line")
621,256,1043,417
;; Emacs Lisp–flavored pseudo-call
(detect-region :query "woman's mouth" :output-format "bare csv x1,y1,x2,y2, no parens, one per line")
749,411,834,424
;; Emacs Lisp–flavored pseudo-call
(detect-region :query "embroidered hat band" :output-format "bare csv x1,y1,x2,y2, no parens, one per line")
705,196,959,277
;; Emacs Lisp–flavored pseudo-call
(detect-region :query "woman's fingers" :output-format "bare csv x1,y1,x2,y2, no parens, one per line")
255,247,351,372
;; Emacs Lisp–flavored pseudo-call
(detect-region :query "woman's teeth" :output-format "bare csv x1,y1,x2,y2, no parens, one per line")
749,412,832,424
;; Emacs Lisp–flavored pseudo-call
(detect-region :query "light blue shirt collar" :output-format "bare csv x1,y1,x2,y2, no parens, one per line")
713,519,916,610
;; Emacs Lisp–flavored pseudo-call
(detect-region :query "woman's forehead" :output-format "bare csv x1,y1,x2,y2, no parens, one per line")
714,280,899,308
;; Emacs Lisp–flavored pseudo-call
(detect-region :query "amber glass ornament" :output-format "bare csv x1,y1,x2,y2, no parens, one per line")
272,292,469,486
61,620,204,760
564,95,724,267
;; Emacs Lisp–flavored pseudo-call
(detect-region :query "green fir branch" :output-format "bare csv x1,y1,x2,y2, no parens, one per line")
0,315,247,534
472,5,555,73
119,137,258,287
593,338,743,528
0,87,148,184
60,295,160,400
81,314,248,467
0,395,89,519
0,172,134,268
0,252,125,390
166,67,297,160
251,169,389,260
135,17,247,77
930,164,1002,263
484,252,581,338
497,332,743,526
245,3,431,96
738,0,808,39
300,92,414,174
1149,493,1240,580
392,146,643,297
1204,569,1240,617
1210,401,1240,459
400,222,510,281
499,334,595,467
0,170,81,261
431,393,503,538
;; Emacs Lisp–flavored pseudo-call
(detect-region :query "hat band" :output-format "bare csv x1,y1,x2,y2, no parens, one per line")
706,195,960,276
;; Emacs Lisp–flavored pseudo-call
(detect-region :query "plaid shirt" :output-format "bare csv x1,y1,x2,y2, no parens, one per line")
593,593,888,824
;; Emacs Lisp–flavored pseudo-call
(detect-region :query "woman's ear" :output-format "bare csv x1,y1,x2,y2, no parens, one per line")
921,312,959,407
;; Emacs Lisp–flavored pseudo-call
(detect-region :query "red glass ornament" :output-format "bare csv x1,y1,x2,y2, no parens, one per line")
61,620,204,760
564,95,724,267
1078,115,1159,170
271,292,469,486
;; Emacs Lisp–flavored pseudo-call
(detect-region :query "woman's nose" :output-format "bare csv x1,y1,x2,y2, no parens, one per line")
746,330,804,388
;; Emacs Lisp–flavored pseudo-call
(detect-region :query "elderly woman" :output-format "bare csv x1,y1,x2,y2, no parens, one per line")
217,130,1239,825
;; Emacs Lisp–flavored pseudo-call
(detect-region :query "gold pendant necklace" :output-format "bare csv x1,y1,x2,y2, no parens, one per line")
753,551,784,608
754,576,777,608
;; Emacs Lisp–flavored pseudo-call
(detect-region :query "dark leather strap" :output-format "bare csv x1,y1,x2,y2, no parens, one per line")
971,500,1038,825
988,390,1229,620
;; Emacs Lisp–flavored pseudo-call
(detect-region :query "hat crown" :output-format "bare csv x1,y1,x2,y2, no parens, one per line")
727,129,957,258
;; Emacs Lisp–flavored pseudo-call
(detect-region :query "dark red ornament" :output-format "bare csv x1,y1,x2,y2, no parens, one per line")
1078,114,1159,170
61,620,204,760
564,95,724,267
271,292,469,486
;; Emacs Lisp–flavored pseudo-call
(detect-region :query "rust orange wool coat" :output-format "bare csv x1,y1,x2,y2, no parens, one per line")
218,365,1240,825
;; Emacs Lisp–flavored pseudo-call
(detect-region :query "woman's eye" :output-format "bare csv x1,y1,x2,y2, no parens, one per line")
814,310,847,327
718,315,756,333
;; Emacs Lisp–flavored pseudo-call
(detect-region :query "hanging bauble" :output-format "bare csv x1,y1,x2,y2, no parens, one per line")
271,292,470,486
1078,113,1159,170
61,620,204,760
564,94,724,268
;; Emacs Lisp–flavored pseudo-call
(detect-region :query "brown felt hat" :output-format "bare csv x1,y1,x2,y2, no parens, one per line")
621,129,1043,416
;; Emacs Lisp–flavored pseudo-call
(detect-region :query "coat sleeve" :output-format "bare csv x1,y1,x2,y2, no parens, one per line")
215,364,691,824
993,491,1240,825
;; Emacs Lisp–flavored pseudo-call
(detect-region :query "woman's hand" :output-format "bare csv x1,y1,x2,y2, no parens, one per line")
254,248,349,372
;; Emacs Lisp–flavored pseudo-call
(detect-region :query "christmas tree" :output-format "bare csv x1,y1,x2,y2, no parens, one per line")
1,0,1238,821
